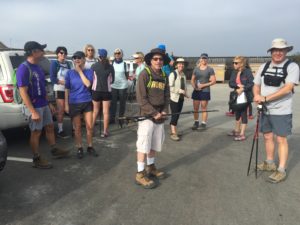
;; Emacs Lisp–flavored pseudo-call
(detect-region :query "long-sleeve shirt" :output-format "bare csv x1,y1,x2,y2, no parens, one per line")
136,67,170,117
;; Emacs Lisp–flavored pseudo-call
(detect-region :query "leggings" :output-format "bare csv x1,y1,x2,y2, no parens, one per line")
235,107,248,124
170,99,184,126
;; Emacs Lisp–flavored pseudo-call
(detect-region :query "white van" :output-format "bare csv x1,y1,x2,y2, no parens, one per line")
0,50,29,130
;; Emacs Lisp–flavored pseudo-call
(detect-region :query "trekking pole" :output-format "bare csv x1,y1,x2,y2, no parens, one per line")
118,110,219,123
247,104,262,178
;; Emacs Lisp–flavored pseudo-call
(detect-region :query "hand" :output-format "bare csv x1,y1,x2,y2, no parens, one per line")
48,103,56,114
236,88,244,95
31,110,41,122
178,89,185,94
153,112,162,120
237,84,244,88
58,80,65,85
253,95,263,104
198,83,205,90
75,64,82,73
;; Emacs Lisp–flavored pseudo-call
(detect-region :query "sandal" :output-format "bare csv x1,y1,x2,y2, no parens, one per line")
101,132,109,138
227,130,239,137
234,135,246,141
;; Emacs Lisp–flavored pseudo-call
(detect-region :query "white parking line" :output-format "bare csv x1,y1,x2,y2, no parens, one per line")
7,156,32,163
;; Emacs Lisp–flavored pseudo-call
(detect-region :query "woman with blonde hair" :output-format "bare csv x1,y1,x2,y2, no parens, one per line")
84,44,98,69
227,56,254,141
191,53,216,130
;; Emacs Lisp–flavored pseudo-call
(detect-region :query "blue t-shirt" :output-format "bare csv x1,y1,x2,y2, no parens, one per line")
16,61,48,108
65,69,93,104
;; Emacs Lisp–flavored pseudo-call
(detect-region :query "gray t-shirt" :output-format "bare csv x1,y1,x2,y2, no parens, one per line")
254,59,299,115
193,67,215,92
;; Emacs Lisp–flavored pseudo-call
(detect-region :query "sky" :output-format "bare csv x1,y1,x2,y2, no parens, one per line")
1,0,300,57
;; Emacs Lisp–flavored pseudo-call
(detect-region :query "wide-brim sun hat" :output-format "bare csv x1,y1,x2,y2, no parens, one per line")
267,38,293,53
174,57,187,65
144,48,170,66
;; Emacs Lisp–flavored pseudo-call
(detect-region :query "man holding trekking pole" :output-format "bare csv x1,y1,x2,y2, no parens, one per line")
253,38,299,183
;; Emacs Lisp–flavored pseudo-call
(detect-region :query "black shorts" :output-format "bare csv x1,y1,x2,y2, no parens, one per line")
92,91,112,101
69,102,93,118
55,91,65,100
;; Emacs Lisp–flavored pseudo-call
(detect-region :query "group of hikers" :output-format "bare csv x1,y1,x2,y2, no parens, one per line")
15,38,299,188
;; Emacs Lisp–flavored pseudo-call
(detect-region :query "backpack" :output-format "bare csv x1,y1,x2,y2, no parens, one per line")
261,60,291,87
12,62,33,104
144,66,166,89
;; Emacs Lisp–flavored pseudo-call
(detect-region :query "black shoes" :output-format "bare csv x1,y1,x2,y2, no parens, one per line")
77,148,84,159
87,147,98,157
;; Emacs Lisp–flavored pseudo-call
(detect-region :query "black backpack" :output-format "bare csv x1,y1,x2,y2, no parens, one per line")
261,60,291,87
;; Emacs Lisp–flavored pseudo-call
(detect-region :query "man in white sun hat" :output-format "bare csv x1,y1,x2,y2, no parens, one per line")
253,38,299,183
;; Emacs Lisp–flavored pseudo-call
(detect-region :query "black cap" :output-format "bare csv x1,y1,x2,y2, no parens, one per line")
200,53,208,59
24,41,47,52
72,51,85,59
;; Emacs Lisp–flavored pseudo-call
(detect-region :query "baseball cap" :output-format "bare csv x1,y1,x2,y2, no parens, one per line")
98,49,108,58
72,51,85,59
157,44,166,51
24,41,47,52
200,53,208,59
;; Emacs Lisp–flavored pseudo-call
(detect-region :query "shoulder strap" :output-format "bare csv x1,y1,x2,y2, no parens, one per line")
261,61,272,77
124,62,127,73
22,61,33,82
145,67,152,88
173,70,177,80
282,59,292,79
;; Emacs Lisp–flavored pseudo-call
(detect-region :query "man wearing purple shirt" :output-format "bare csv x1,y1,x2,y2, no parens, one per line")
17,41,69,169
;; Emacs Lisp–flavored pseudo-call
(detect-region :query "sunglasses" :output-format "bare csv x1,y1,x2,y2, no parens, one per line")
233,62,240,65
114,52,121,55
152,57,163,62
87,49,94,52
59,51,66,55
73,56,82,60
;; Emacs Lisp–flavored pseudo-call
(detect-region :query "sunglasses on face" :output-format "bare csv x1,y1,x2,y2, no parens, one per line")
114,52,121,55
59,51,66,55
73,56,82,60
152,57,163,62
87,49,94,52
233,62,240,65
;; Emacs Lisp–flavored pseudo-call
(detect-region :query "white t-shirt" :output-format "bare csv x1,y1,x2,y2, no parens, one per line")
53,62,69,92
85,58,98,69
254,59,299,115
111,62,128,89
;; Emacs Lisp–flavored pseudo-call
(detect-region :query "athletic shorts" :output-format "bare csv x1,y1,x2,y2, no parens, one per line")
55,91,65,100
192,90,211,101
92,91,112,101
29,106,53,131
69,102,93,118
136,119,165,153
260,114,292,137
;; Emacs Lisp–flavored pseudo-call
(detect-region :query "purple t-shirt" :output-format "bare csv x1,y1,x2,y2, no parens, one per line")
65,69,93,104
16,61,48,108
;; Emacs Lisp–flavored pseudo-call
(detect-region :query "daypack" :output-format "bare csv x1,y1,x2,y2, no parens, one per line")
12,62,33,104
261,60,291,87
144,66,166,89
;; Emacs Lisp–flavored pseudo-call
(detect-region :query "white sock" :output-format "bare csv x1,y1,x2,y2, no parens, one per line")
58,123,63,132
147,157,155,165
137,162,145,172
202,121,206,124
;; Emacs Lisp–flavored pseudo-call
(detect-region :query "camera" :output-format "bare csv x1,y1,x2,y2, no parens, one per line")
257,103,267,113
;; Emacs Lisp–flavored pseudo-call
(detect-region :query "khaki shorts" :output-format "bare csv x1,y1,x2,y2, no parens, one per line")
136,119,165,153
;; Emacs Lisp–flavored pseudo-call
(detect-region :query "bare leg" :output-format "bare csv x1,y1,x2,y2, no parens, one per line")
45,123,56,146
102,100,110,134
56,99,65,131
84,111,93,147
200,100,208,122
30,130,42,155
193,100,200,121
276,136,289,169
73,115,82,148
264,132,275,161
92,100,100,129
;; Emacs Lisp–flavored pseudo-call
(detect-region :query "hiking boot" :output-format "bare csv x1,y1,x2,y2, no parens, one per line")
77,148,84,159
192,121,199,130
257,161,277,172
87,147,98,157
268,170,287,183
135,170,156,189
51,147,70,159
33,156,53,169
146,164,165,179
170,133,180,141
57,131,70,139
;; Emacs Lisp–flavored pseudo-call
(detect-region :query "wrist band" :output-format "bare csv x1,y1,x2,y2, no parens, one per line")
264,96,267,102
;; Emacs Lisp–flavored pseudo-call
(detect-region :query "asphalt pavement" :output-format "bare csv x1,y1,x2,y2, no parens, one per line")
1,83,300,225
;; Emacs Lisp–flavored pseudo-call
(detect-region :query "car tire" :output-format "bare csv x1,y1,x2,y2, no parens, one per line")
0,131,8,171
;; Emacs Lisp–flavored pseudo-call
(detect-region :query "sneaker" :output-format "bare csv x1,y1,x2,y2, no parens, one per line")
268,170,287,183
146,164,165,179
32,156,53,169
170,133,180,141
77,148,84,159
257,161,277,172
51,147,70,159
192,121,199,130
100,132,109,138
57,131,69,139
87,147,98,157
234,134,246,141
227,130,239,137
135,170,156,189
199,123,207,129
